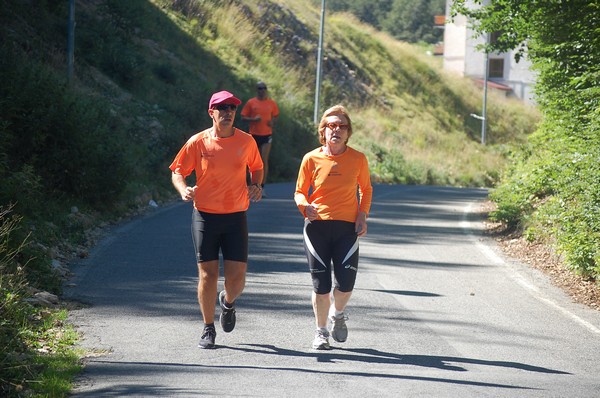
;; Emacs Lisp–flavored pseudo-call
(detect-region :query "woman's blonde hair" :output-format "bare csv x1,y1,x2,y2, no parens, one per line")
317,104,353,145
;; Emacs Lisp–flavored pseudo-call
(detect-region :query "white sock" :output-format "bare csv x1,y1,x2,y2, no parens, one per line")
329,306,344,318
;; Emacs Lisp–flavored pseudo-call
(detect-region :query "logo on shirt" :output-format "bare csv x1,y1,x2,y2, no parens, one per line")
328,162,341,177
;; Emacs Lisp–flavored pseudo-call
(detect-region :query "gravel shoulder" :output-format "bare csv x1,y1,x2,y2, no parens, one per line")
480,201,600,312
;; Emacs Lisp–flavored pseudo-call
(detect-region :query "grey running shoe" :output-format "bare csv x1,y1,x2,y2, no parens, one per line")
312,329,331,350
219,290,236,333
329,313,348,342
198,325,216,349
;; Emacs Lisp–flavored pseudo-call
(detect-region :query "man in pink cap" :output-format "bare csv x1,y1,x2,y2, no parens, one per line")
169,90,264,349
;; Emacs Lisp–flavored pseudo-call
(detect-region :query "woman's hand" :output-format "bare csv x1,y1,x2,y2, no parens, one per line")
355,211,368,237
305,203,319,221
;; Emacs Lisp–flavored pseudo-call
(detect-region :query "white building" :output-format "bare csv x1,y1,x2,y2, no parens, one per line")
442,0,536,104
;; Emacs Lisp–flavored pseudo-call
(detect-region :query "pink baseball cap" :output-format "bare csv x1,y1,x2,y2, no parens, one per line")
208,90,241,108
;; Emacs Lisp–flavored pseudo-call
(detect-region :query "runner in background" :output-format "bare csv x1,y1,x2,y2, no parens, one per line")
241,82,279,197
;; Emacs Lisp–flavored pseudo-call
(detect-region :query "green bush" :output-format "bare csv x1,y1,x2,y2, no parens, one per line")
549,143,600,277
491,110,600,278
0,207,54,396
360,141,426,185
0,45,132,210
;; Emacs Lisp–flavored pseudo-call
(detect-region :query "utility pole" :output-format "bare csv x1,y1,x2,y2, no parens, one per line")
481,33,490,145
470,32,490,145
67,0,75,83
313,0,326,124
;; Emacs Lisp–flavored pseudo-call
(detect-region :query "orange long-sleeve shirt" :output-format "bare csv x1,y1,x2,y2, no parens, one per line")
295,146,372,223
169,128,263,214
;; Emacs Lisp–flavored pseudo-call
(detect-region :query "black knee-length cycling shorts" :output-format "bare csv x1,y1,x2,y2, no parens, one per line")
303,219,359,294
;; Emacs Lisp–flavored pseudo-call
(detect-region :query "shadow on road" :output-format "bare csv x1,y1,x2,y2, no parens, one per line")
73,343,572,398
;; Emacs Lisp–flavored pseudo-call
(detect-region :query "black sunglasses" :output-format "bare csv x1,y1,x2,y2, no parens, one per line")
257,87,267,90
213,104,237,111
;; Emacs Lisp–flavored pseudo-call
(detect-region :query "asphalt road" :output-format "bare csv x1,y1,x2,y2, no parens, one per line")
65,183,600,397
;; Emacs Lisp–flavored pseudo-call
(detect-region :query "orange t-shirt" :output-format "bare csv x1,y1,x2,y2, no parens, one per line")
169,128,263,214
240,97,280,136
294,146,372,223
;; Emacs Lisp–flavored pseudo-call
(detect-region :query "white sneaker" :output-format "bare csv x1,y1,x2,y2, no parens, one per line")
312,329,331,350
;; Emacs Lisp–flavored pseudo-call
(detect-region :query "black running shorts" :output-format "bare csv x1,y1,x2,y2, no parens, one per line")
252,134,272,148
191,210,248,263
303,219,359,294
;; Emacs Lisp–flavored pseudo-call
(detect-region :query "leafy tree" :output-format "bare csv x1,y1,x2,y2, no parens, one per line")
327,0,391,28
327,0,445,44
451,0,600,277
381,0,445,43
450,0,599,112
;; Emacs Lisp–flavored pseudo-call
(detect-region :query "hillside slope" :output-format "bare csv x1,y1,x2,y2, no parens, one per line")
0,0,543,226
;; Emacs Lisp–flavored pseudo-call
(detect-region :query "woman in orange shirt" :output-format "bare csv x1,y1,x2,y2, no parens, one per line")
294,104,373,350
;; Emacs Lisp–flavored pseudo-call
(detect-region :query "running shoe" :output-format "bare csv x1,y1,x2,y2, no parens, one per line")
312,329,332,350
329,313,348,342
219,290,236,333
198,324,216,349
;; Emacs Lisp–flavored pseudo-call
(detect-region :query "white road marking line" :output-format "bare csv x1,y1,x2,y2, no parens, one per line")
462,203,600,335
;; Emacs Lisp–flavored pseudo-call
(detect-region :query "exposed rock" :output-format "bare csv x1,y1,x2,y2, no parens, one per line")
26,291,60,307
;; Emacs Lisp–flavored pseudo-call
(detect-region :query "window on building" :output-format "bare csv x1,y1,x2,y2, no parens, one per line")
488,58,504,78
490,31,502,45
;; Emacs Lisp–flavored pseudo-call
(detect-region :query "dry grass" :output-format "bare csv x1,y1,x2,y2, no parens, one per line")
148,0,539,187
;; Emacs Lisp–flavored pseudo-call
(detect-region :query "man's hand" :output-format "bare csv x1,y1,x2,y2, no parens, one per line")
172,173,196,202
248,184,262,202
181,185,197,202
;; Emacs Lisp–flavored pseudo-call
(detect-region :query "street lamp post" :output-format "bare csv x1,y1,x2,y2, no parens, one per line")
313,0,326,124
470,32,490,145
67,0,75,83
481,33,489,145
